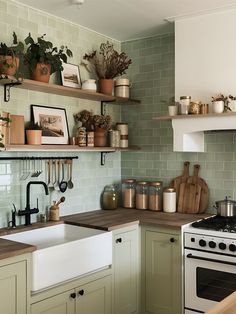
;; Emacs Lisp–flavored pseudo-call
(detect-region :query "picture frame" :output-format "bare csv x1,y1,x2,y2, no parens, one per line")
61,62,82,88
31,105,69,145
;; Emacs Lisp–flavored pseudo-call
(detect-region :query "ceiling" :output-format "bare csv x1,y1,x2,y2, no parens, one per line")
18,0,236,41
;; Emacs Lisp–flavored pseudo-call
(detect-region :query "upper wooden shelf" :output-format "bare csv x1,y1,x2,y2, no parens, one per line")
0,76,140,104
153,112,236,121
2,144,140,153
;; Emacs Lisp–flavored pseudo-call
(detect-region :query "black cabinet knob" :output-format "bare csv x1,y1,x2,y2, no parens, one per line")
78,289,84,296
70,292,76,299
219,242,226,250
170,237,175,243
199,239,206,247
116,238,122,243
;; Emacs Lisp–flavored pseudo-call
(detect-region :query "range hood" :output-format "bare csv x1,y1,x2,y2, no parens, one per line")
154,112,236,152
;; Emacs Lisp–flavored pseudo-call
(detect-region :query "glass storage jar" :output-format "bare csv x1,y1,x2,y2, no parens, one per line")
136,181,149,210
102,185,118,210
122,179,136,208
148,181,163,211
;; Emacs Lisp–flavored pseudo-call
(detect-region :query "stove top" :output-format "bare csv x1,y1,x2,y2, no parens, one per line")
192,215,236,233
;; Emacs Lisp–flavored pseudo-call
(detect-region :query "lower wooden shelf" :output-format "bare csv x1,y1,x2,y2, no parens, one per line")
2,144,140,152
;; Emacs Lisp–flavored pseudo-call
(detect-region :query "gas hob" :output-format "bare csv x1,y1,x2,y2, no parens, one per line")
192,215,236,233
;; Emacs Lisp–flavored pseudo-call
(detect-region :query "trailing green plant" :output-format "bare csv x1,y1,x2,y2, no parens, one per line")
24,33,73,75
83,41,132,79
0,32,24,75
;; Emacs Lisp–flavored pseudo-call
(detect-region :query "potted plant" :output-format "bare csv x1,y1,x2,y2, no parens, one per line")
24,33,73,83
83,41,132,95
211,94,228,113
0,115,11,148
25,122,42,145
0,32,24,78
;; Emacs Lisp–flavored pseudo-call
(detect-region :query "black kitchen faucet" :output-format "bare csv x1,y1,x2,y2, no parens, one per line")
18,181,49,226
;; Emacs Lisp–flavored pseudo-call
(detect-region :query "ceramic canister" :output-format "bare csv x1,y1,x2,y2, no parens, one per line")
114,78,130,98
116,123,128,148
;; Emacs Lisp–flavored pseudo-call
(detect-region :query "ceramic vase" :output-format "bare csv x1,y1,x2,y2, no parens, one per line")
99,79,113,95
26,130,42,145
94,128,107,147
0,55,20,77
212,100,224,114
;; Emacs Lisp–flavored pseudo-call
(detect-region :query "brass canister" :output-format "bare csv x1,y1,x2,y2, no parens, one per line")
189,101,201,114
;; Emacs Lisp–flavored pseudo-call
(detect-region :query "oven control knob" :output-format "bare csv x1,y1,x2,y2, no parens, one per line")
229,244,236,252
209,241,216,248
199,239,206,247
219,242,226,250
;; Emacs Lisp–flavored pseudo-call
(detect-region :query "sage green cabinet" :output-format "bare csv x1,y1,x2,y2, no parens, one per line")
113,225,140,314
0,254,31,314
141,226,182,314
31,276,112,314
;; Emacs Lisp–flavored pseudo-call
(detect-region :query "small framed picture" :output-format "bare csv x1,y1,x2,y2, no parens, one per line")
31,105,69,145
61,63,82,88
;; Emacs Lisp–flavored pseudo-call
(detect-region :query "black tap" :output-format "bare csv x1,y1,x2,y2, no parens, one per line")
8,204,17,228
18,181,49,226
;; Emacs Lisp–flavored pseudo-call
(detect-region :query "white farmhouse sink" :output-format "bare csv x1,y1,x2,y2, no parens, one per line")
1,224,112,291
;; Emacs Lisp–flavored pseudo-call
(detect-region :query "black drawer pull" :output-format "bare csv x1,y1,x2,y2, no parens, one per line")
116,238,122,243
70,292,76,299
78,289,84,296
170,237,175,243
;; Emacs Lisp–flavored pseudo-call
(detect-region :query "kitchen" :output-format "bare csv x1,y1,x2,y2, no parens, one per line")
1,0,236,313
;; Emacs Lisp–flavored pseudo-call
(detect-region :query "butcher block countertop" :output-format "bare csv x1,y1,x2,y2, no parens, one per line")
63,207,210,231
0,208,209,260
205,291,236,314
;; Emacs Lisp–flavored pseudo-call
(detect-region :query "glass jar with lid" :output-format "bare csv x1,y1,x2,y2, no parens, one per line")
122,179,136,208
136,181,149,210
102,185,118,210
148,181,163,211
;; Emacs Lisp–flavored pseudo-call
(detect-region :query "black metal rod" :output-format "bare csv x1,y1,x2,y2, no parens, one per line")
0,156,79,161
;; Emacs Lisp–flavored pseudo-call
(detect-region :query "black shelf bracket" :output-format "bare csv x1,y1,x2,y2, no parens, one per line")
101,152,113,166
101,101,107,116
4,81,22,102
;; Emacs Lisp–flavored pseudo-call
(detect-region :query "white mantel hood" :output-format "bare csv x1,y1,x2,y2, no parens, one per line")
168,113,236,152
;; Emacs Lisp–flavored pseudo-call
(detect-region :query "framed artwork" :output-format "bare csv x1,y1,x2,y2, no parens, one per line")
61,63,82,88
31,105,69,145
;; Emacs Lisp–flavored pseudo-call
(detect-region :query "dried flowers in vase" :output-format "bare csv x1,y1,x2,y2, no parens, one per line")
82,41,132,79
74,110,112,131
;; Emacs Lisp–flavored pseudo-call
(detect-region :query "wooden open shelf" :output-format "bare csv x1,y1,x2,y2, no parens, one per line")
0,76,141,104
153,112,236,121
2,144,140,153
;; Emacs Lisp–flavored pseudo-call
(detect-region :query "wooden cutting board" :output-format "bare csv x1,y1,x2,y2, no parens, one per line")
178,165,201,213
169,161,190,203
192,164,209,213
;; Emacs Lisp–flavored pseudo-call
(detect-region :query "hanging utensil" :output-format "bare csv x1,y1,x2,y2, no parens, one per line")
53,160,60,191
47,160,54,189
59,161,67,193
67,159,74,189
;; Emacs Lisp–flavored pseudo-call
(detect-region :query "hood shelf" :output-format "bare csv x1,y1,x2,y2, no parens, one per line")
154,112,236,152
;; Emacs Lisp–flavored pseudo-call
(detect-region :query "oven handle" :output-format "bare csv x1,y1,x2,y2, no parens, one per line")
186,253,236,266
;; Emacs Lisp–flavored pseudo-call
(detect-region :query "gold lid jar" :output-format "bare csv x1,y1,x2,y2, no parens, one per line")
136,181,149,210
122,179,136,209
148,181,163,211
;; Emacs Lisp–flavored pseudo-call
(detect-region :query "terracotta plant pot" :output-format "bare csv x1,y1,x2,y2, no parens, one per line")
0,55,19,76
31,63,51,83
99,79,113,95
94,128,107,147
26,130,42,145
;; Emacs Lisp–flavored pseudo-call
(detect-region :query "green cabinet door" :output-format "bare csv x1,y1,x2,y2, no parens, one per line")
31,290,75,314
0,260,27,314
113,226,139,314
75,276,112,314
143,229,182,314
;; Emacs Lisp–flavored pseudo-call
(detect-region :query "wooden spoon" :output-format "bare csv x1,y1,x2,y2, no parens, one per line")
67,159,74,189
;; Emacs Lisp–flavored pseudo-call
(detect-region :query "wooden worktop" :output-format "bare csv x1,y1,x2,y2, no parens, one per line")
63,208,210,231
206,292,236,314
0,208,209,260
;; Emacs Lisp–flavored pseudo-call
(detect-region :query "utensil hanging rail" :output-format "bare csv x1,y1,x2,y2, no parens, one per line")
0,156,79,161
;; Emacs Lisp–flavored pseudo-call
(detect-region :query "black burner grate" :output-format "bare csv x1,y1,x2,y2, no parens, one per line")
192,216,236,232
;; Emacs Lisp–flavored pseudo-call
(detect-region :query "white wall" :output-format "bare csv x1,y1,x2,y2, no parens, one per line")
175,9,236,103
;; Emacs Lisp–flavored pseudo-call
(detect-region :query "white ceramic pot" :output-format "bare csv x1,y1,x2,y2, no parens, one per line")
229,100,236,112
82,79,97,92
212,100,224,114
168,105,178,116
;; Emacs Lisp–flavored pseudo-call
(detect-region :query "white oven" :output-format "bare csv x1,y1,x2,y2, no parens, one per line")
184,231,236,313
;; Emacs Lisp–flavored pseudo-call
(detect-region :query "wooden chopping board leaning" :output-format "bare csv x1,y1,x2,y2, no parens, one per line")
169,161,190,203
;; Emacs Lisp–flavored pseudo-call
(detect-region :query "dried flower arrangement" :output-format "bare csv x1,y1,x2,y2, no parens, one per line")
74,110,112,131
83,41,132,79
212,94,231,112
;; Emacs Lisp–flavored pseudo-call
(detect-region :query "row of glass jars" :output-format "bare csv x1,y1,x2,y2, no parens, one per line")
122,179,163,211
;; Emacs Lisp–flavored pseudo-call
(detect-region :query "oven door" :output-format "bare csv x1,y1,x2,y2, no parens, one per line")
185,248,236,313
